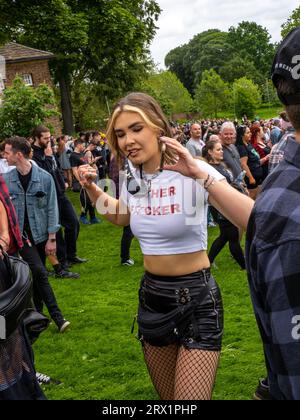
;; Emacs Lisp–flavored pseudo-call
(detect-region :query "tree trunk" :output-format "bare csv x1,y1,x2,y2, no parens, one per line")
57,66,74,135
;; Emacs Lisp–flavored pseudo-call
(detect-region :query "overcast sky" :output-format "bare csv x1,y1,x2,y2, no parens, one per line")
150,0,300,69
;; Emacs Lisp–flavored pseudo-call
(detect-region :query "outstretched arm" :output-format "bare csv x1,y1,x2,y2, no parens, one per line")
206,180,254,231
160,136,254,231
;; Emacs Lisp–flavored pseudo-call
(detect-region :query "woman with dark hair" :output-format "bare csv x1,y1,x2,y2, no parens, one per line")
78,92,253,400
250,125,270,181
202,139,245,269
236,125,263,200
0,174,45,400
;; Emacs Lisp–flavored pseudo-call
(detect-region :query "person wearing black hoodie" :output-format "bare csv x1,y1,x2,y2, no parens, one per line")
32,126,87,277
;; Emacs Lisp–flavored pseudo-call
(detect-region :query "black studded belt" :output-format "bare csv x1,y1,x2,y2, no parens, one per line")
139,269,213,313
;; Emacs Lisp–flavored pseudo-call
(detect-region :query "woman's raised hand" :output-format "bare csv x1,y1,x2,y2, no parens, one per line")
78,165,97,187
160,136,206,180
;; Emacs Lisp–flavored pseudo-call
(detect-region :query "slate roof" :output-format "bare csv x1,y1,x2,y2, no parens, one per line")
0,42,54,63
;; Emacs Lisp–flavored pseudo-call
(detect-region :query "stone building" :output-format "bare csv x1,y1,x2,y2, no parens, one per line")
0,42,61,134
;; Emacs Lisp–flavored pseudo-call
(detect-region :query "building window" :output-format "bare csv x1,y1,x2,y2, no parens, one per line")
22,74,33,86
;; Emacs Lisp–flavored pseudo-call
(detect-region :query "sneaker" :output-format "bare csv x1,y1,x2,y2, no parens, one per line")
60,261,72,270
90,217,102,224
57,319,71,333
55,269,80,279
122,259,135,266
208,221,217,227
36,372,61,385
79,215,91,225
47,270,55,277
253,378,272,400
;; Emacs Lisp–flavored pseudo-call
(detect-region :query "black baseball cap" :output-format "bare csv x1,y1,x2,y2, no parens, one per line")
271,26,300,105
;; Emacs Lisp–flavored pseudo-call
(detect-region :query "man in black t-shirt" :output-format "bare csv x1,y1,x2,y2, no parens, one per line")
32,126,87,274
69,140,86,168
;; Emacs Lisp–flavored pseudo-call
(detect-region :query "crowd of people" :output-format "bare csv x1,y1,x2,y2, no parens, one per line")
1,26,300,400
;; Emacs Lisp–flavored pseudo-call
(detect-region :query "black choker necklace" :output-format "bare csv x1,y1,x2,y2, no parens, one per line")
125,163,161,199
141,170,161,198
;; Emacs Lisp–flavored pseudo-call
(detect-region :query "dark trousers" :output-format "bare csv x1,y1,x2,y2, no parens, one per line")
209,223,245,269
19,241,64,325
80,189,95,220
57,195,80,262
120,225,134,262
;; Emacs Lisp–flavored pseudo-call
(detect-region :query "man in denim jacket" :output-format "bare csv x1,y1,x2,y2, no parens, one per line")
3,136,70,333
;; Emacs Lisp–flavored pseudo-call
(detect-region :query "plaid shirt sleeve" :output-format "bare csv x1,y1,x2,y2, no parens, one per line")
246,139,300,399
247,235,300,400
268,134,294,174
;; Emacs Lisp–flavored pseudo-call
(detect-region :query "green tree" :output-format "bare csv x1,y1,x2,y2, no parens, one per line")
190,30,233,91
0,0,88,134
1,0,161,133
194,69,229,118
227,21,275,78
261,79,281,105
219,54,264,85
232,77,262,119
165,30,233,94
138,82,172,116
71,80,108,131
0,0,25,43
140,71,193,115
0,76,58,139
164,45,192,95
281,6,300,38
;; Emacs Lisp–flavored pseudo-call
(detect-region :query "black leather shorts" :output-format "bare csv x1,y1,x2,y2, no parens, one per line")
138,269,223,351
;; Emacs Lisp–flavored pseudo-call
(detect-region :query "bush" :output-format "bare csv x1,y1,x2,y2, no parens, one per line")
0,76,58,139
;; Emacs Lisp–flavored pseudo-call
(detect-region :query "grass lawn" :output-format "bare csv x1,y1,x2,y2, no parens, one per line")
254,105,284,120
34,191,265,400
217,105,284,121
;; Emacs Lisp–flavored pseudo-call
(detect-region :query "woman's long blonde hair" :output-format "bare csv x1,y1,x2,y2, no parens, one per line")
106,92,177,168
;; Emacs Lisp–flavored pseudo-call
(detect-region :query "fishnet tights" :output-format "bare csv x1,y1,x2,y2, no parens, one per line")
143,342,220,400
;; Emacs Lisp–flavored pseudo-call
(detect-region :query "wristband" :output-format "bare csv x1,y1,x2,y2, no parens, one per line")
203,173,210,185
204,175,216,190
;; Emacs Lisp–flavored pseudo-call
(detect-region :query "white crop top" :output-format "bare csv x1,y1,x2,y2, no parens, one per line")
120,160,225,255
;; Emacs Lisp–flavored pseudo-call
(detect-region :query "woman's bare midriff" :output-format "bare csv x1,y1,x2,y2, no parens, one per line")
143,251,210,277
